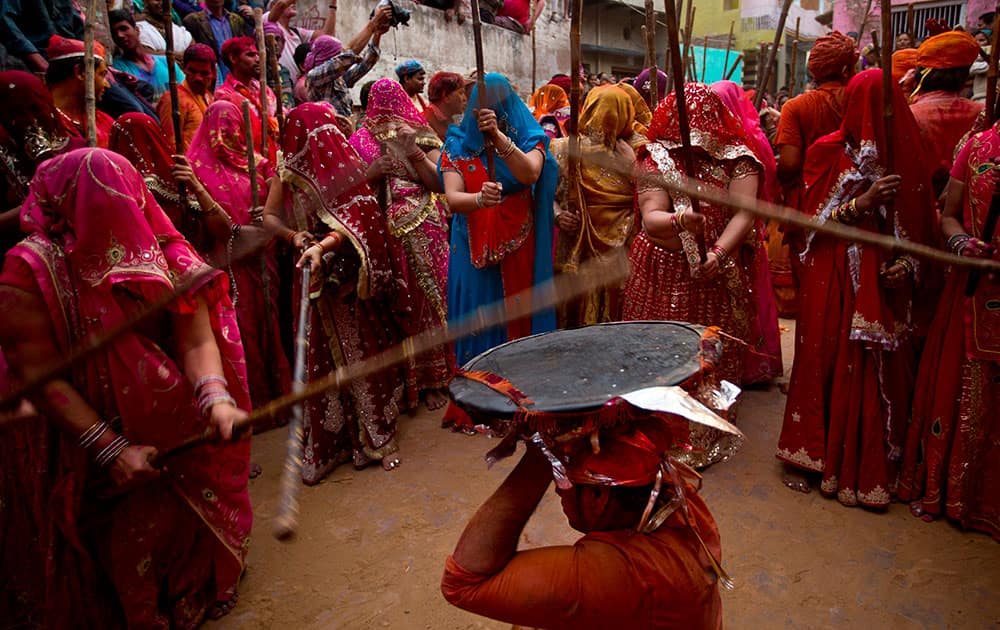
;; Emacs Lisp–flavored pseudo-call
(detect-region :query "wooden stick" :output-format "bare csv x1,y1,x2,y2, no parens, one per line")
789,17,800,94
254,9,269,154
879,0,893,172
700,36,707,83
662,0,703,260
530,0,537,92
84,0,98,148
681,5,695,80
643,0,659,107
272,264,311,541
242,101,259,207
725,53,743,80
723,21,734,84
266,34,285,139
469,0,496,180
754,0,793,109
870,30,881,66
568,0,583,216
905,3,914,36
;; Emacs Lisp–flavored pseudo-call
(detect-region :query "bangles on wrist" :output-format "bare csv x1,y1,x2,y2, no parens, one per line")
79,420,109,449
675,212,688,232
894,256,915,276
95,434,130,468
196,375,235,416
709,244,730,266
475,191,485,208
497,136,517,158
947,233,972,254
832,198,863,224
407,148,426,162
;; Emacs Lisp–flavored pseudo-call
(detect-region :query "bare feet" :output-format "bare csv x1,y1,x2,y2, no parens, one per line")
424,388,450,411
208,593,239,620
249,462,262,479
382,454,401,471
782,466,811,493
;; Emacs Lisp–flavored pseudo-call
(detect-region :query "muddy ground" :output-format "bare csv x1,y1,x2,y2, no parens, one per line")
211,321,1000,629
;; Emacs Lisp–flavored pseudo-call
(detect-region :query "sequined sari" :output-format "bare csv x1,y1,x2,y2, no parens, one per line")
281,103,408,481
897,124,1000,540
622,83,764,385
551,85,640,327
349,79,452,399
0,148,252,628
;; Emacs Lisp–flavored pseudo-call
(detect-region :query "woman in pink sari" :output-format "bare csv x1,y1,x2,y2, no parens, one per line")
711,80,783,384
349,78,452,410
187,100,291,412
0,148,252,627
264,102,408,478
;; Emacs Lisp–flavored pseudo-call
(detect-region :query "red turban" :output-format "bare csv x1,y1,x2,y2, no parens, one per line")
916,31,981,69
807,31,859,81
892,48,919,82
220,36,256,64
46,34,106,62
548,74,572,94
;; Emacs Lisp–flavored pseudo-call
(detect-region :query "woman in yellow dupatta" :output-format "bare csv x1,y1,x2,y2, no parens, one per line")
617,81,652,141
551,84,643,327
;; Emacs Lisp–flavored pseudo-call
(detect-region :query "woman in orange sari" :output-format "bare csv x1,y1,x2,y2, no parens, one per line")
551,84,641,327
529,83,570,139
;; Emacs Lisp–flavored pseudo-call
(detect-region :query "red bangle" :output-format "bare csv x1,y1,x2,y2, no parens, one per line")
710,244,730,265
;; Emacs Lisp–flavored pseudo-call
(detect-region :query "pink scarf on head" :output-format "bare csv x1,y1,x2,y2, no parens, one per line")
186,100,272,223
711,80,778,203
303,35,343,72
349,78,436,164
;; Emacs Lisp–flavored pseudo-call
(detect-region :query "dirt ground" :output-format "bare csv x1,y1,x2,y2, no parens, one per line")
211,321,1000,629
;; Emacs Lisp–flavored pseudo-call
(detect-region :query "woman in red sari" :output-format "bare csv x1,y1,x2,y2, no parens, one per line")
349,78,452,411
776,69,936,506
897,124,1000,540
263,102,408,478
0,148,252,627
622,83,765,386
187,100,291,411
109,112,232,259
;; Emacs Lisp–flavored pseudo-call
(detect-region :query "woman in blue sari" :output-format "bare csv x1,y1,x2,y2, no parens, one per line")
439,73,558,367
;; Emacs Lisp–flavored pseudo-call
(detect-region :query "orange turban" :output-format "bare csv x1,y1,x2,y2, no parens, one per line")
916,31,981,69
807,31,859,82
892,48,919,82
46,35,106,62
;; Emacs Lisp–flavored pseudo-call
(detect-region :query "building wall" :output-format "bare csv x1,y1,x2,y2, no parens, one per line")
832,0,991,45
291,0,571,100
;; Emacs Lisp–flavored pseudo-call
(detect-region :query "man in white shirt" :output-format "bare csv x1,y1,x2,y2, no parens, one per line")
265,0,336,84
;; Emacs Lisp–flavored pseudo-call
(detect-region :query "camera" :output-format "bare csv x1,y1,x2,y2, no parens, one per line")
372,0,411,28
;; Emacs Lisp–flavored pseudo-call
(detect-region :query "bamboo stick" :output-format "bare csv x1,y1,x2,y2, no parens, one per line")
84,0,98,148
789,17,800,94
754,0,793,109
643,0,659,107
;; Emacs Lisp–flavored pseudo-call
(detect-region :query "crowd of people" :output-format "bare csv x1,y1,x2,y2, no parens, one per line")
0,0,997,627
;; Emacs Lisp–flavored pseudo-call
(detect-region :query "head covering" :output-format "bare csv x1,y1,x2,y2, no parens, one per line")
281,102,392,299
220,36,256,65
711,80,778,202
46,34,106,62
799,69,934,347
0,71,74,164
395,59,424,81
349,78,437,164
529,84,570,119
183,42,217,65
428,71,468,102
616,81,652,137
262,20,283,40
634,68,668,105
807,31,859,82
108,113,195,230
547,74,572,93
21,148,183,293
892,48,919,82
646,82,757,166
186,101,269,225
578,84,635,150
916,30,981,69
303,35,342,72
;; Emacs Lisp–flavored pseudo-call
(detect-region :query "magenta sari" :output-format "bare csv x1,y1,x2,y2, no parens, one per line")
350,79,452,399
188,100,291,411
0,148,251,627
282,102,409,481
711,80,783,384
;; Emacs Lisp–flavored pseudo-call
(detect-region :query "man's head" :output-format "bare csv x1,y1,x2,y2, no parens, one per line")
263,20,286,54
144,0,166,19
108,9,141,55
894,32,914,50
556,484,652,533
807,31,859,84
395,60,426,97
45,35,110,101
979,12,996,30
293,42,311,72
221,36,259,82
428,71,469,117
205,0,226,13
915,30,980,94
182,43,217,95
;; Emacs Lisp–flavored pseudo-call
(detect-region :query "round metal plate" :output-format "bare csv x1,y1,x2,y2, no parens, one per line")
449,321,704,418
